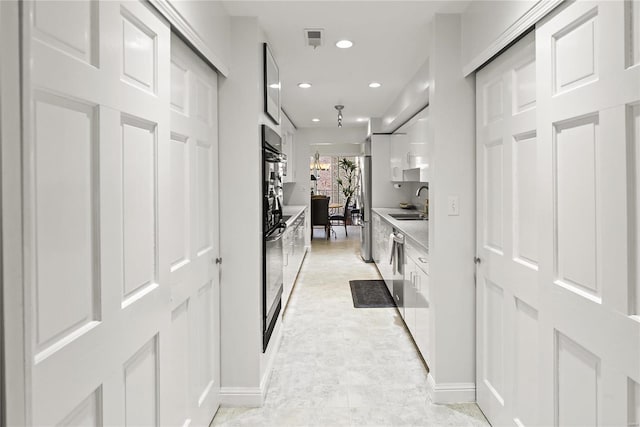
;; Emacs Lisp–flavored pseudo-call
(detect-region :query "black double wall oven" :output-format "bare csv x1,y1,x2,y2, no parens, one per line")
262,125,286,352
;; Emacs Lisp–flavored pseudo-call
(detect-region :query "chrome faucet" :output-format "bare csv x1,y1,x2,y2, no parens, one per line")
415,185,429,197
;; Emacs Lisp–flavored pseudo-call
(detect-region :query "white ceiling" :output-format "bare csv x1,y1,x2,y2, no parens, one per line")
221,1,470,128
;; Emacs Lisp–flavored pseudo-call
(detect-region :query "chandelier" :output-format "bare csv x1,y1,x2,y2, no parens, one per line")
335,105,344,128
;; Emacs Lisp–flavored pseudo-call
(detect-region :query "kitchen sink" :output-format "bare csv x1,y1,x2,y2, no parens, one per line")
389,213,427,221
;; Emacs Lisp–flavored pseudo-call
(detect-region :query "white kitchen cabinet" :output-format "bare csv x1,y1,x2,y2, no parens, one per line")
393,107,430,182
282,209,307,307
372,212,394,294
372,213,393,295
281,131,295,183
389,133,409,181
292,211,306,269
281,112,296,183
405,239,432,365
413,259,431,363
372,213,382,264
403,259,416,328
283,224,295,304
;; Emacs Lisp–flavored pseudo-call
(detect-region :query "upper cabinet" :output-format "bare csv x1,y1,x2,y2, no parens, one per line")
390,106,430,182
281,131,295,182
280,112,296,183
389,134,409,181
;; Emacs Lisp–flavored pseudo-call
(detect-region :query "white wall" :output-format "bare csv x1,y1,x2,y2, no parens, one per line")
218,16,263,397
286,126,367,206
379,58,430,133
309,143,363,157
427,13,476,397
461,0,536,68
151,1,231,75
287,127,412,209
218,17,288,404
460,0,563,74
406,181,429,212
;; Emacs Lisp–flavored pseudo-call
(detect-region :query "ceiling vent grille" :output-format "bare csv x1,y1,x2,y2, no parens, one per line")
304,28,324,49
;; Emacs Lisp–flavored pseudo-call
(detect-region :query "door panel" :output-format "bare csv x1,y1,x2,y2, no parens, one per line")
160,34,220,426
477,2,640,426
32,92,98,352
23,2,170,425
22,2,220,425
476,32,538,426
537,2,640,425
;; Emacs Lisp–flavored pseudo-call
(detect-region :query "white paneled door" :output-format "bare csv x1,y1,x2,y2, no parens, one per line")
477,2,640,426
162,34,221,427
476,32,539,427
20,1,220,425
536,2,639,425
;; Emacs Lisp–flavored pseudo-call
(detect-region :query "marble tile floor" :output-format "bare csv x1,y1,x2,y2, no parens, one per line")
212,227,490,427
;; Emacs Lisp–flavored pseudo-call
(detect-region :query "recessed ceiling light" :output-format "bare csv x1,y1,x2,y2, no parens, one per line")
269,83,281,89
336,40,353,49
312,118,320,122
357,118,367,122
369,82,381,88
298,82,312,89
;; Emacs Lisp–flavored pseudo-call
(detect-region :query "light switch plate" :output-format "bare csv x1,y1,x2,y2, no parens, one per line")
447,196,459,216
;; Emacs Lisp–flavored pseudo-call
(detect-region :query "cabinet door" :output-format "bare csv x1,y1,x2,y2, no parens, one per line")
389,134,409,181
372,214,379,264
414,263,431,364
408,112,429,179
282,228,294,304
281,132,294,183
294,217,305,269
403,258,417,332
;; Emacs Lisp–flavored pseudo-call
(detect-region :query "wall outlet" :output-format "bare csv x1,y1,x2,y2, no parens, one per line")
447,196,459,216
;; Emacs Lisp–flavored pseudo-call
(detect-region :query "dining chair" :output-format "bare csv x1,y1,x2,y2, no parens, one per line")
310,196,331,240
329,196,351,237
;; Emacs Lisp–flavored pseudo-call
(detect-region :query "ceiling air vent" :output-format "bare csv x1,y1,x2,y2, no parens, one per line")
304,28,324,49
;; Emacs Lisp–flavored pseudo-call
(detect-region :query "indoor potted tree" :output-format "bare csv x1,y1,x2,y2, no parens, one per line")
336,158,358,203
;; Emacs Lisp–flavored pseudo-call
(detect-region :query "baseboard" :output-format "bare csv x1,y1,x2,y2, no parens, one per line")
219,386,264,407
260,321,284,392
220,310,284,407
427,374,476,404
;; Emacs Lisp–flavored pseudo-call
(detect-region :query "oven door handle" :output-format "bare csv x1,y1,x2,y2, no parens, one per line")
266,225,287,242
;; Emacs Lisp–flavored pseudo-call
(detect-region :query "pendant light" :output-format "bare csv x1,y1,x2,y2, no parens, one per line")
335,105,344,128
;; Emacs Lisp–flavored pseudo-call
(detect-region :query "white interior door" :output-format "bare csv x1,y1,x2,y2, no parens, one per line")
21,1,220,425
477,2,640,426
161,34,220,427
536,2,640,425
476,32,538,427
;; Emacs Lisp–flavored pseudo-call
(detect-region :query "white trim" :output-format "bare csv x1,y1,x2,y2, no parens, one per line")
462,0,564,76
148,0,230,77
427,374,476,404
1,1,27,425
260,322,282,393
218,315,284,408
219,387,264,407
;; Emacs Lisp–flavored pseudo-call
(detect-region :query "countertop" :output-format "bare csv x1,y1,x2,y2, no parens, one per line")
372,208,429,254
282,205,306,226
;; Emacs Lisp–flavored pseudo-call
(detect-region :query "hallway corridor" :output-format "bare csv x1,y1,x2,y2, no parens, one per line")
212,231,489,426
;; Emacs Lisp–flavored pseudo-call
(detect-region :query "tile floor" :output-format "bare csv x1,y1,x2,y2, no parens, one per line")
212,227,490,426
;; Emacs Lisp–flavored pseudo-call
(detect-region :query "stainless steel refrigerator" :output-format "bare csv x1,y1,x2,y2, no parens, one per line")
357,155,373,262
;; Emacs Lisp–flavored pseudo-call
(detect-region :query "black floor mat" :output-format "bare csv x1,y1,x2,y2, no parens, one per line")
349,280,396,308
